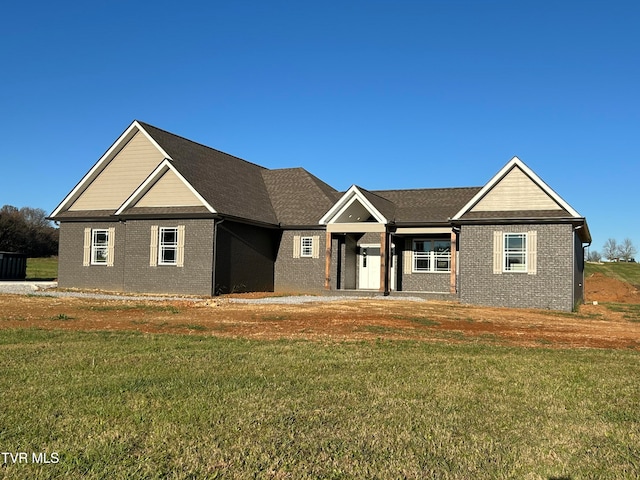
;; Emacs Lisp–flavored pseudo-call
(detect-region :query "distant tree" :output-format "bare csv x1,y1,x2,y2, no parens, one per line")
618,238,637,262
0,205,58,256
586,250,602,262
602,238,619,261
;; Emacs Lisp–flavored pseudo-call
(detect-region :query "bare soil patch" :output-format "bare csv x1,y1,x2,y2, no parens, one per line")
1,273,639,349
584,272,640,303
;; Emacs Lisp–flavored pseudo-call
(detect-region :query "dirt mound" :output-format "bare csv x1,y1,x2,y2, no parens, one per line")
585,272,640,303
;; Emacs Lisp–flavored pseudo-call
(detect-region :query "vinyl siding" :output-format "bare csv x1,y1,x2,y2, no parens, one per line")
471,167,562,212
136,169,204,207
68,132,164,211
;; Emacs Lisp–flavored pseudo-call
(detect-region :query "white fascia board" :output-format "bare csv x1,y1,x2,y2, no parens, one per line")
115,159,216,215
319,185,387,225
451,156,581,220
134,121,173,161
319,185,359,224
51,121,173,218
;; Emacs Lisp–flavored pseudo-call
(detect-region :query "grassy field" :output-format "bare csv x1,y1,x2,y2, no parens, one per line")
586,261,640,287
26,257,58,280
0,330,638,479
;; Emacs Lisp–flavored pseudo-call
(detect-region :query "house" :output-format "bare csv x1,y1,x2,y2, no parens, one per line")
50,121,591,311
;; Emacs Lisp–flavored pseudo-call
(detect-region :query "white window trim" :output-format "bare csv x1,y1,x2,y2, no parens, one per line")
151,225,185,267
503,232,528,273
293,235,319,259
412,239,451,273
158,227,179,266
91,229,110,266
300,236,314,258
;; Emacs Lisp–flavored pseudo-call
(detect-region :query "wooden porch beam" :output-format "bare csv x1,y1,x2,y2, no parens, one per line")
450,230,457,294
380,232,387,293
324,231,332,290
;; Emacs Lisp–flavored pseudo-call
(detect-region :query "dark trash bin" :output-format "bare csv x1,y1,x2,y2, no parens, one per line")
0,252,27,280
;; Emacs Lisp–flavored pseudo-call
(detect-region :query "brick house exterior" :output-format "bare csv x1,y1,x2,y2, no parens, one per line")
50,121,591,311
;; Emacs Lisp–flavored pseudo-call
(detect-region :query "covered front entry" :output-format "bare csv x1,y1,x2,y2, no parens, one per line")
319,185,394,293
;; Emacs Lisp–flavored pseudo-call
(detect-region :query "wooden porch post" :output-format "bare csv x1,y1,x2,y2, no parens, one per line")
324,231,332,290
380,231,387,293
450,230,457,294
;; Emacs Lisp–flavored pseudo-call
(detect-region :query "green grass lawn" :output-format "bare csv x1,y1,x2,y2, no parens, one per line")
586,261,640,287
0,330,638,479
26,257,58,280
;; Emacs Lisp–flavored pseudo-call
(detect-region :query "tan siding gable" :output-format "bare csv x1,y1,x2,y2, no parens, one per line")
136,169,204,208
68,132,165,211
471,167,562,212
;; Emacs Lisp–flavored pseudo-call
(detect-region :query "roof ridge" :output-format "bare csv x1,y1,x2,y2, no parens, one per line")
372,186,483,194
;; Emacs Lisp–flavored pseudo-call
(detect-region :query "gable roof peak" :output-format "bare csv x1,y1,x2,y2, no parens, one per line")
451,156,582,220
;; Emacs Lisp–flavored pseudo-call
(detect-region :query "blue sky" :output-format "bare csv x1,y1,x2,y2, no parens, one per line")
2,0,638,255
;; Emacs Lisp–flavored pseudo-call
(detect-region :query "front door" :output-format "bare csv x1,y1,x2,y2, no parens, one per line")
359,245,380,290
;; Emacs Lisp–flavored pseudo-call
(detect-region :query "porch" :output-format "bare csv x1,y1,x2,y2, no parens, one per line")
323,227,459,296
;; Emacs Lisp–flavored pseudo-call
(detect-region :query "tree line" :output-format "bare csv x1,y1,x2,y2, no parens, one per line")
0,205,59,257
587,238,637,263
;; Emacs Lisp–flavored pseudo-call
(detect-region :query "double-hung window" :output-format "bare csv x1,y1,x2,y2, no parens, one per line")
293,235,319,259
413,239,451,273
503,233,527,272
91,229,109,265
150,225,185,267
493,231,537,275
300,237,314,257
83,227,115,267
159,227,179,265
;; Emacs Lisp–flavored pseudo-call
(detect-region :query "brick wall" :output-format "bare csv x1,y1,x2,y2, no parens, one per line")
459,223,575,311
58,222,126,291
124,219,214,296
397,236,453,294
275,230,326,293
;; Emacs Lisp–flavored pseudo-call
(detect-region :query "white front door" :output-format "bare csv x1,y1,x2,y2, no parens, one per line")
359,245,380,290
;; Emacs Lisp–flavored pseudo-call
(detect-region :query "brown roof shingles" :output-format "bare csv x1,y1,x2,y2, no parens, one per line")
373,187,482,224
59,122,580,228
459,209,573,220
139,122,279,225
262,168,339,226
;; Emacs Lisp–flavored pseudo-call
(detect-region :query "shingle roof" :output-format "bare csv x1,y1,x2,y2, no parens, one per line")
261,168,339,226
56,121,584,230
139,123,484,225
355,187,397,222
373,187,482,224
138,122,279,225
459,209,573,220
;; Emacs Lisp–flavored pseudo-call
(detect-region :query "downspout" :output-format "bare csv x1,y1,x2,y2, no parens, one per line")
212,218,224,296
574,225,591,308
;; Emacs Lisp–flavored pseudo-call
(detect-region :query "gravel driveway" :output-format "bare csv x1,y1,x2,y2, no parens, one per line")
0,282,425,304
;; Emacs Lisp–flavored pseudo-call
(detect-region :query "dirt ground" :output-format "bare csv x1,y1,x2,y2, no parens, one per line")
0,273,638,350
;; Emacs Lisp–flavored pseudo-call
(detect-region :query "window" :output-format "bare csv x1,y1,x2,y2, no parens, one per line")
159,227,179,265
293,235,319,259
301,237,314,257
91,229,110,265
413,239,451,272
150,225,185,267
493,230,536,275
503,233,527,272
